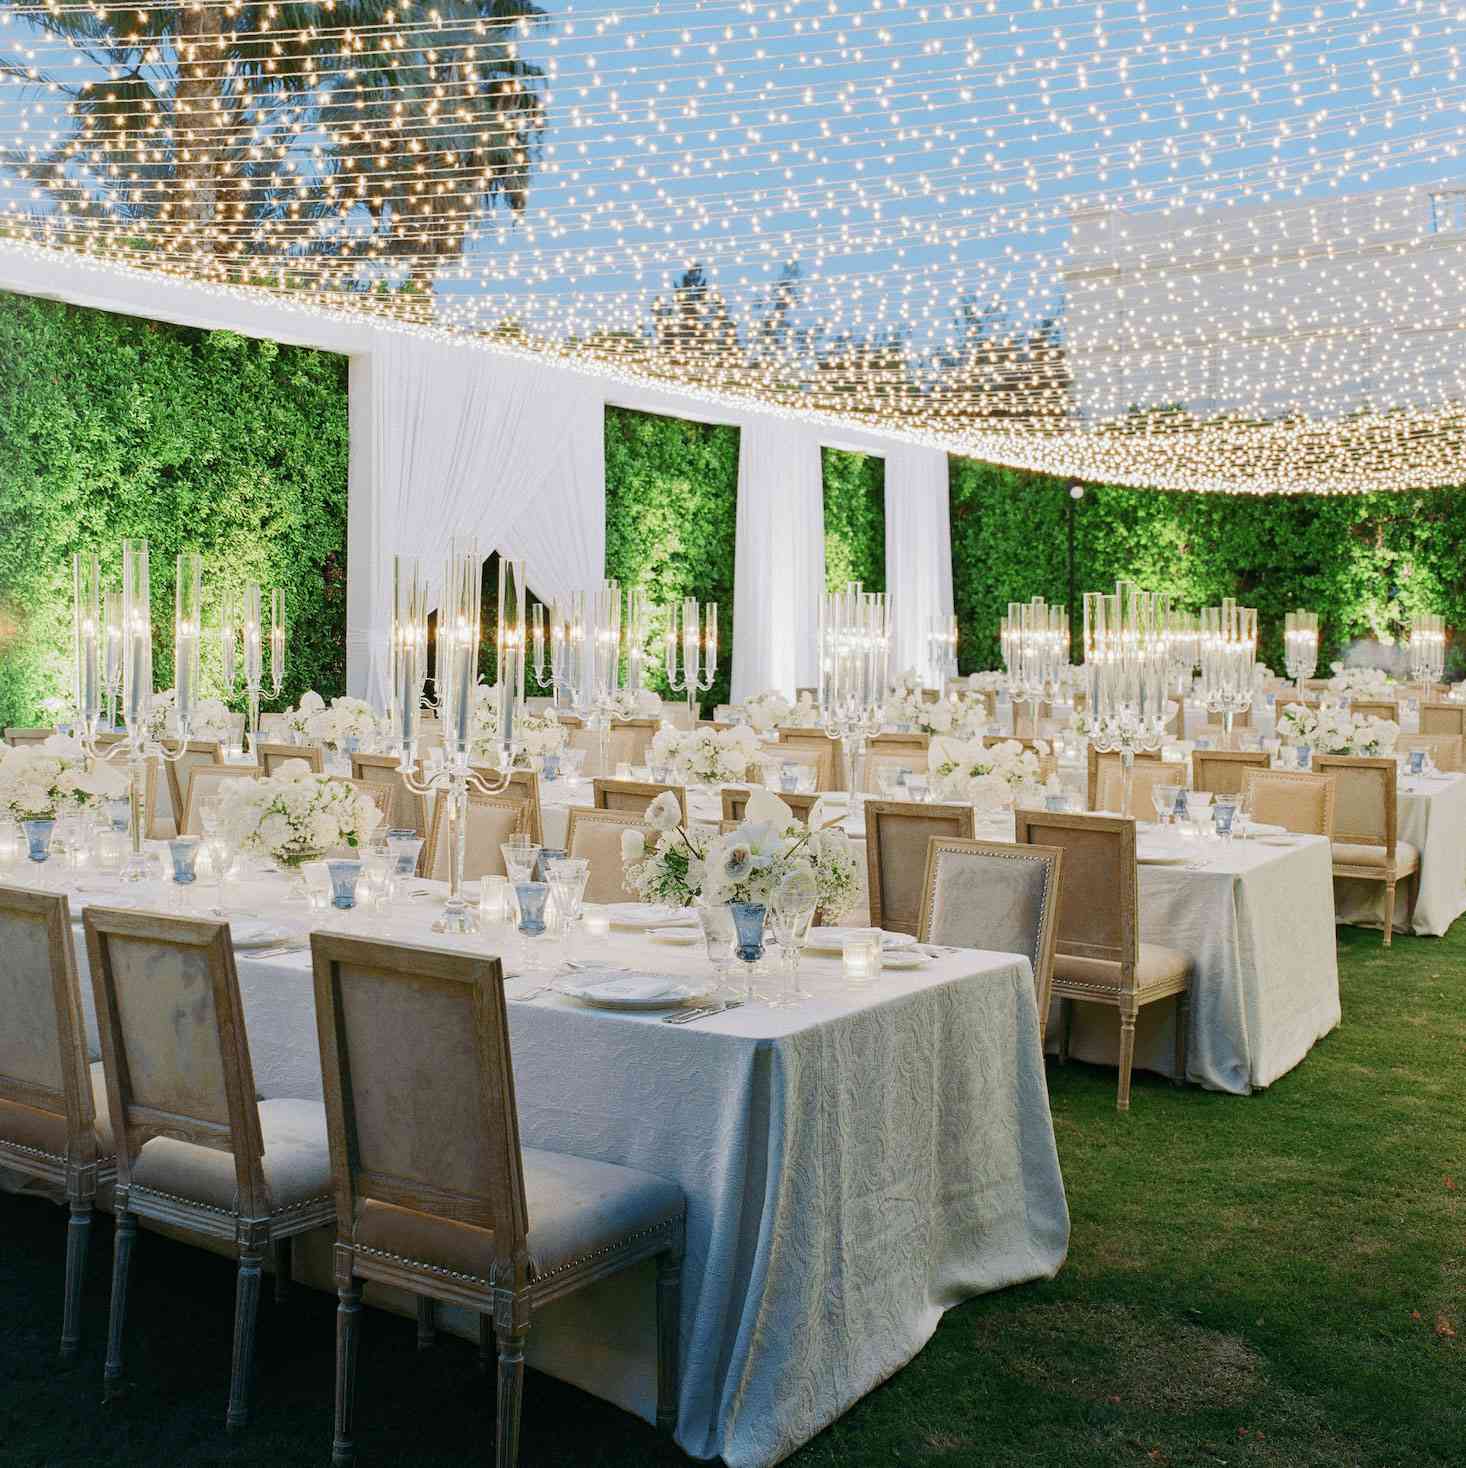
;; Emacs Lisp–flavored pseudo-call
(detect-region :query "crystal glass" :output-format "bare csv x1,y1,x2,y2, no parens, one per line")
842,929,883,984
515,881,551,971
501,837,541,887
905,774,930,803
562,748,588,781
533,846,567,882
729,901,768,1002
95,829,127,873
203,835,232,914
1152,784,1181,827
545,856,589,956
1044,791,1073,814
1212,799,1238,842
695,901,737,996
479,875,511,926
541,753,560,782
768,870,817,1007
386,829,424,883
1186,790,1214,839
169,837,201,884
22,818,55,864
1407,748,1426,776
327,859,363,910
106,797,131,834
360,852,394,920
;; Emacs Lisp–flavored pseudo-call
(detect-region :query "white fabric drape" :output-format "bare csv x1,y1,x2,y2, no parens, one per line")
731,418,826,700
884,444,954,685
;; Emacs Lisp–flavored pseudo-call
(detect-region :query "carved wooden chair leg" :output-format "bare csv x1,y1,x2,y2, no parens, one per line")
332,1281,363,1467
494,1315,529,1468
1382,879,1396,947
416,1296,437,1351
478,1313,495,1375
1171,991,1191,1088
1058,997,1074,1064
273,1237,291,1305
103,1209,137,1402
1116,1009,1138,1112
61,1198,93,1361
225,1248,264,1431
655,1235,683,1437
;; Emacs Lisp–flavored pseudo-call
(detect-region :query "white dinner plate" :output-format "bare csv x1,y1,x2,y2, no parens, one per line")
553,972,713,1011
230,919,301,950
594,903,697,930
1137,851,1191,866
879,948,935,971
1256,834,1301,847
649,927,701,945
804,926,916,955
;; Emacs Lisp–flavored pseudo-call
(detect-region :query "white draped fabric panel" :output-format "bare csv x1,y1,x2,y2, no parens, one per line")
731,417,826,701
884,443,956,686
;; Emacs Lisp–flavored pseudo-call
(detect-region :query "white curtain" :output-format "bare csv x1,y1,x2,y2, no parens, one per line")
884,444,954,685
731,418,826,700
347,337,605,705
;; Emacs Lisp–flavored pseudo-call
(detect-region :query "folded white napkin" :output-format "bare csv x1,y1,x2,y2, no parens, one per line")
229,918,295,949
577,974,684,1002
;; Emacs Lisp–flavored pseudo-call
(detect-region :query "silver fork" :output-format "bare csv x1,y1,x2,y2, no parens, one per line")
663,999,745,1025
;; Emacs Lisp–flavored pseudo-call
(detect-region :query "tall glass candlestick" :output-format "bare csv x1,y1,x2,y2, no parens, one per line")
1284,610,1319,698
217,587,239,695
120,539,152,735
72,551,102,741
390,555,427,767
269,589,286,698
664,597,718,720
496,557,527,747
173,552,203,743
243,583,263,755
102,588,123,732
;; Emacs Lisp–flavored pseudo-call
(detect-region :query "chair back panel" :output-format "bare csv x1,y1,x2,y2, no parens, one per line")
1348,700,1399,723
1240,769,1336,837
1395,733,1464,772
1419,702,1466,737
1012,811,1136,967
335,777,393,825
1313,756,1394,848
776,731,839,791
593,779,687,820
312,937,528,1248
163,741,224,827
425,793,526,883
1085,747,1160,811
4,726,56,747
869,733,929,755
720,788,819,824
260,742,323,776
607,720,659,769
918,839,1062,1036
352,754,430,837
566,808,653,903
1095,759,1177,817
864,801,976,935
861,751,930,794
181,764,258,834
1192,749,1269,797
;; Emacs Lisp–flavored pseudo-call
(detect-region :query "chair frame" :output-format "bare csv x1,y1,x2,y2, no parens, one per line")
1418,701,1466,738
916,838,1063,1044
720,786,820,825
258,741,324,776
310,934,684,1467
1013,810,1191,1110
1191,748,1270,797
161,739,225,829
4,726,57,746
84,907,334,1428
1239,767,1337,838
1084,746,1162,812
351,752,431,839
0,886,115,1358
181,764,259,837
1348,699,1400,724
592,778,688,822
423,790,529,884
863,800,977,934
868,732,930,755
1312,754,1418,945
774,730,840,791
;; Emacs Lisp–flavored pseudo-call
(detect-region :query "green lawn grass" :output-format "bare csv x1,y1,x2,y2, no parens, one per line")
2,923,1461,1466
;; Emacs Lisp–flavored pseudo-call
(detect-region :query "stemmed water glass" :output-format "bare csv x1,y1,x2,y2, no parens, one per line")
544,856,590,962
199,797,233,916
768,869,818,1007
694,902,737,997
1152,784,1180,829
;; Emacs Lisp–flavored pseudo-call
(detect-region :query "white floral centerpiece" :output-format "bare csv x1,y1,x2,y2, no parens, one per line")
0,736,129,820
39,694,77,727
1276,703,1400,756
217,759,382,867
144,690,233,743
738,690,794,732
283,690,327,739
649,724,760,785
309,696,383,753
881,691,973,737
470,690,568,765
1326,663,1394,698
928,735,1043,809
786,691,823,727
604,687,663,721
967,671,1007,695
621,788,860,916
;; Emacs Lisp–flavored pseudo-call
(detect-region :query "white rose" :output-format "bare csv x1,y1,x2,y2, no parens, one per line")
620,829,646,862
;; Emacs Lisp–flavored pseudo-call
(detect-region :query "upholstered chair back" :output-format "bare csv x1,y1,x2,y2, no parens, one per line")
259,742,323,776
868,732,929,756
1012,811,1137,975
720,788,819,824
1240,769,1336,837
333,778,393,825
918,839,1063,1038
864,800,977,935
1085,747,1162,812
1192,749,1270,797
1395,733,1464,772
861,751,930,795
351,753,430,837
775,731,840,791
425,793,527,884
1348,699,1399,724
83,909,265,1211
181,764,259,835
566,808,654,904
4,726,56,747
593,779,687,821
758,746,831,793
1312,756,1396,851
1094,759,1178,818
161,741,225,829
503,770,545,845
605,720,660,769
1418,702,1466,737
311,937,528,1266
1204,705,1252,729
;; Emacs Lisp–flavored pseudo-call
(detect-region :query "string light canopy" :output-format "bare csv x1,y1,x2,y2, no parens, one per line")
4,0,1466,493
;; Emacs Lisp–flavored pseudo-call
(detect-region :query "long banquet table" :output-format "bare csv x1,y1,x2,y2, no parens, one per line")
14,865,1069,1468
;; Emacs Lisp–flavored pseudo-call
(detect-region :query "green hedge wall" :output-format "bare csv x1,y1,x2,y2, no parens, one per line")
0,292,349,728
821,448,885,592
949,457,1466,678
604,405,738,711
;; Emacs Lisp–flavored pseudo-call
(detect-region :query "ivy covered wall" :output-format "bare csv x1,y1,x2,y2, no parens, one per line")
949,457,1466,678
0,291,349,729
821,447,886,592
603,405,738,711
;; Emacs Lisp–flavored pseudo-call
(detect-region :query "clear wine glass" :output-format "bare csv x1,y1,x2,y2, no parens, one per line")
695,902,737,997
769,869,818,1007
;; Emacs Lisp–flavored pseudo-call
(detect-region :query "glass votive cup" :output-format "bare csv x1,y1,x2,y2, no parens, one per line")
533,847,567,882
22,818,56,863
615,762,633,780
515,881,550,938
1212,800,1238,841
386,830,424,879
584,911,611,939
106,798,131,834
479,874,512,926
541,753,560,782
327,859,363,910
1408,749,1426,775
169,837,201,884
842,929,884,984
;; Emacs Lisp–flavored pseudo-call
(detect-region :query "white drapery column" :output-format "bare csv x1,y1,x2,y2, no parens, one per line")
347,337,606,705
731,417,826,701
884,444,954,686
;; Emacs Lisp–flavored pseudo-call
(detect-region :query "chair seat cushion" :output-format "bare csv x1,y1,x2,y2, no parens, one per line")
1053,942,1192,994
353,1147,685,1286
0,1061,113,1164
129,1098,331,1217
1332,840,1419,874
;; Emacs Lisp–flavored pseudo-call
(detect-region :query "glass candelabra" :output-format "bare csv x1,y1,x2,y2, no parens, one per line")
1199,597,1257,735
239,583,287,756
1003,596,1068,734
1284,609,1319,699
1408,613,1445,691
665,597,718,721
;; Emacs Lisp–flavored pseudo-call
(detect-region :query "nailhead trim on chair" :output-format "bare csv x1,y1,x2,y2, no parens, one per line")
126,1183,335,1219
0,1138,68,1165
353,1213,686,1288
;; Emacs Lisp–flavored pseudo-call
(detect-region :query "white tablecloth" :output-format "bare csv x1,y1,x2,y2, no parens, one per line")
1333,773,1466,937
42,869,1068,1468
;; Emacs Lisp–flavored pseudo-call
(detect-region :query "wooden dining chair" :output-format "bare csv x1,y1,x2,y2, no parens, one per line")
1191,748,1270,797
1395,732,1464,772
593,778,687,821
869,731,930,756
83,908,334,1429
424,792,528,884
775,729,840,791
1312,755,1419,945
0,887,115,1358
1085,746,1162,812
181,764,260,835
565,808,656,903
861,750,931,794
864,800,977,936
1239,768,1336,837
1204,705,1252,730
258,741,323,776
502,769,546,846
351,752,430,838
607,718,661,769
720,787,820,825
1093,758,1181,819
309,934,685,1468
142,756,177,840
332,778,393,825
1418,701,1466,738
4,726,57,747
161,739,226,830
917,838,1064,1044
1013,810,1193,1111
1348,699,1400,724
